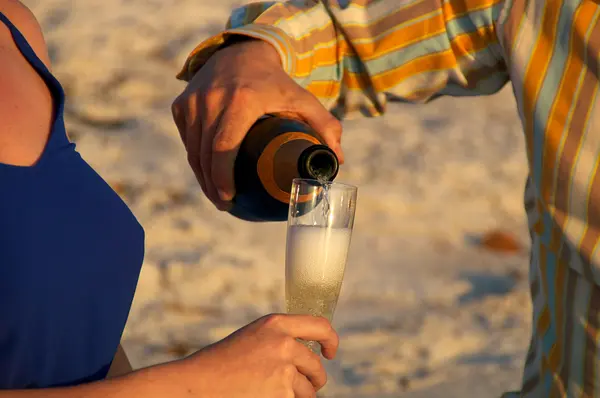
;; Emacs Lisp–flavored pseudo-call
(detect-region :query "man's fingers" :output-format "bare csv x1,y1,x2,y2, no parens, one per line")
264,315,339,360
171,101,187,143
200,107,227,209
292,342,327,390
182,95,208,197
211,94,261,202
292,372,317,398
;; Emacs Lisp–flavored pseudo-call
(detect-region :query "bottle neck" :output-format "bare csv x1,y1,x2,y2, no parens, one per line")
297,145,339,182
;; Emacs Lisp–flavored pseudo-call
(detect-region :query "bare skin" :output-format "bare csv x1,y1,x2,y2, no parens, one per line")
171,39,344,211
0,2,339,397
0,0,52,166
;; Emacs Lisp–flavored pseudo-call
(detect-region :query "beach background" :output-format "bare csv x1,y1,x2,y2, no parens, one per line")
27,0,532,396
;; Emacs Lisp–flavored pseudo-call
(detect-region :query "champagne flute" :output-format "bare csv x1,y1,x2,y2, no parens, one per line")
285,178,358,353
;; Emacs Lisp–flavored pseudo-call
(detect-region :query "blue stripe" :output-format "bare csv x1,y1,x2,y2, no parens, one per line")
522,246,543,383
295,29,450,78
444,3,505,41
228,6,248,28
542,370,553,396
299,45,508,96
539,248,558,395
554,259,570,376
229,3,276,28
543,249,557,347
363,32,449,76
300,65,342,84
568,277,591,394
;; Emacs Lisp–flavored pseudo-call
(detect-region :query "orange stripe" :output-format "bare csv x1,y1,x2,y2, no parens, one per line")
545,5,594,252
293,16,450,78
449,26,498,58
371,50,456,91
355,12,446,61
537,245,551,341
547,255,567,387
306,44,483,96
292,0,437,47
442,0,504,21
541,3,596,207
537,306,551,339
547,341,560,373
502,0,528,66
304,81,341,98
521,1,562,169
372,28,496,91
294,44,340,78
293,12,447,77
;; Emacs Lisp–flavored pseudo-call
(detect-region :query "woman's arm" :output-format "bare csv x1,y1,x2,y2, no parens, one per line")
0,314,339,398
1,1,50,66
0,0,53,166
0,362,187,398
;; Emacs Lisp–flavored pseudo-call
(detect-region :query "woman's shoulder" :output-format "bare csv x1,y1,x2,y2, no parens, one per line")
0,0,50,66
0,0,54,167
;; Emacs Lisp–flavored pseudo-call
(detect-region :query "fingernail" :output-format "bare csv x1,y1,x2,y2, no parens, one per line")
217,188,233,202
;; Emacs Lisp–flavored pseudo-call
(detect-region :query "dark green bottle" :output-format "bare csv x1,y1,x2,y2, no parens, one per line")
229,116,339,222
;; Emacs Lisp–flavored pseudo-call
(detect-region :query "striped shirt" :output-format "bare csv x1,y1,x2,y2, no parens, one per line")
177,0,600,396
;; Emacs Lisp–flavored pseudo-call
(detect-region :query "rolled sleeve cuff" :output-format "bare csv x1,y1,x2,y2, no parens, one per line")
176,24,296,81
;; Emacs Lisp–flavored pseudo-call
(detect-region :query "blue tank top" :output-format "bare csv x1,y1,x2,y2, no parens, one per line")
0,13,145,389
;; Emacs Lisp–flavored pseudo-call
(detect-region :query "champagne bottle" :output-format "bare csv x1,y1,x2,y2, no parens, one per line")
229,116,339,222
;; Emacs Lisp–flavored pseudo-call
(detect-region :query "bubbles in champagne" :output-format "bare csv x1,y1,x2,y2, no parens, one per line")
285,225,352,320
286,283,340,322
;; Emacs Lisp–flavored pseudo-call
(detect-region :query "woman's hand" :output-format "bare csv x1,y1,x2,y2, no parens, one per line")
178,313,339,398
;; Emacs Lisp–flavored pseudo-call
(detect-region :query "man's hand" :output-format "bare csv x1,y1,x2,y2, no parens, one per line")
182,314,339,398
171,40,343,210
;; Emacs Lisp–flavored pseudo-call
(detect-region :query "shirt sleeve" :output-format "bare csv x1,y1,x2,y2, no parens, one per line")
177,0,510,119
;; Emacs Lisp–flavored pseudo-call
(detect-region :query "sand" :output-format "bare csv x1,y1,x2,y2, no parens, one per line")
26,0,532,396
